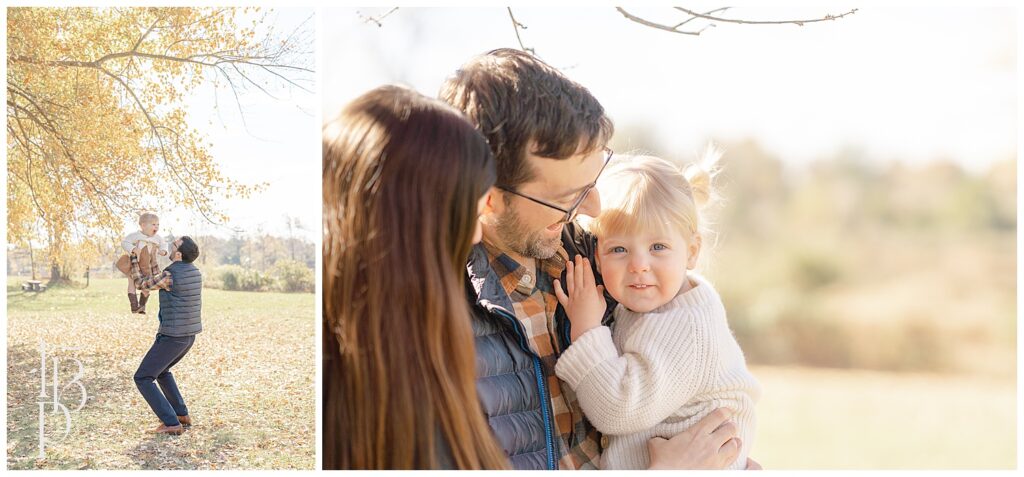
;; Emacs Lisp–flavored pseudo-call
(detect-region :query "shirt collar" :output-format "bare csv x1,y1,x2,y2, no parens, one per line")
466,239,569,304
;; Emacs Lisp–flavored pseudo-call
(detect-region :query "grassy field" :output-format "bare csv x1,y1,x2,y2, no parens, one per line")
8,278,1014,470
6,277,315,470
751,365,1016,469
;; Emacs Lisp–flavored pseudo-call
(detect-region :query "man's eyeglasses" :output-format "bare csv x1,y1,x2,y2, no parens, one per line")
497,147,614,224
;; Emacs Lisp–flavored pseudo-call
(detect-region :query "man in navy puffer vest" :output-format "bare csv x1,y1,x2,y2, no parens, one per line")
442,50,751,470
129,236,202,435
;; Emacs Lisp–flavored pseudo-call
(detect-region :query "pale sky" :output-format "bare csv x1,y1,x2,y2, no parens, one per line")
323,6,1015,173
126,8,318,242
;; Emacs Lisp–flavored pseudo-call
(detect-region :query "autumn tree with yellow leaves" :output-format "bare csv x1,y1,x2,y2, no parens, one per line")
7,7,313,282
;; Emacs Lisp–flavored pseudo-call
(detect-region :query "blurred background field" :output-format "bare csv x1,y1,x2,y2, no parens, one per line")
697,142,1016,379
6,277,315,470
751,365,1015,469
664,141,1016,469
324,7,1017,469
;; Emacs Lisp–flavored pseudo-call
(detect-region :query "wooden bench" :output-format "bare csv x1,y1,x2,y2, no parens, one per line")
21,280,47,292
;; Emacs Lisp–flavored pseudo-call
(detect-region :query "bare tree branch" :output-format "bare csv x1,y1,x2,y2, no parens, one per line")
674,7,858,26
672,7,731,29
616,7,703,36
358,7,398,27
617,6,858,36
507,8,536,55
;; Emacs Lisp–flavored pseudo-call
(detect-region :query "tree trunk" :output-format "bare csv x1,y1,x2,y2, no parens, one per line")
29,246,36,281
48,260,70,286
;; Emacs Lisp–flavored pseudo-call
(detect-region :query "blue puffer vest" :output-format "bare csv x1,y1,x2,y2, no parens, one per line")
158,261,203,337
465,223,616,470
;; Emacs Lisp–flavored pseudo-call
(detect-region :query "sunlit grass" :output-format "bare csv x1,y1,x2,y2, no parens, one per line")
752,365,1016,469
6,278,315,470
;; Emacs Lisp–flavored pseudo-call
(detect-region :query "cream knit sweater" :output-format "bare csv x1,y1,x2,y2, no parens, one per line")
554,274,761,470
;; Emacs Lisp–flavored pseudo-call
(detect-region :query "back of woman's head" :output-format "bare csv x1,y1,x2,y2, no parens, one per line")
324,85,496,280
322,85,507,469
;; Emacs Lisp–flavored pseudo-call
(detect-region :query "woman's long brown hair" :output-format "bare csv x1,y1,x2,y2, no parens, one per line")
322,85,508,469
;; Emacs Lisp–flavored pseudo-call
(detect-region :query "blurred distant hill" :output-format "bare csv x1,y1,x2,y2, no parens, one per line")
610,135,1016,376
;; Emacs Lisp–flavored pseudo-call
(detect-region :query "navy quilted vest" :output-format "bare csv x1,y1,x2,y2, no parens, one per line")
158,261,203,337
465,223,614,470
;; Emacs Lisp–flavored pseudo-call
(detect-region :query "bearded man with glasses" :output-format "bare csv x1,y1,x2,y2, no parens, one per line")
440,49,757,471
491,146,613,260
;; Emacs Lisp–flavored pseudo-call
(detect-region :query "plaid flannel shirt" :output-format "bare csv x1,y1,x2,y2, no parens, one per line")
480,240,603,469
130,251,172,291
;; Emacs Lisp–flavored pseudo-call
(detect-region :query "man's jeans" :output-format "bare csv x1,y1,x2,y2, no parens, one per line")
134,333,195,427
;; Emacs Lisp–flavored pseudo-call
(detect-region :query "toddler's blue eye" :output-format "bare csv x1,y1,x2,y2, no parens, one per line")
611,246,626,254
652,243,668,251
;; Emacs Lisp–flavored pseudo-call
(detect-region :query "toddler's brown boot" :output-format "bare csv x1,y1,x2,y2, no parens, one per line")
138,293,149,314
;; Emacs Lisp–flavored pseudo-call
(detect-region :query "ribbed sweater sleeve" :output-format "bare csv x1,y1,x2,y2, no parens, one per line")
122,232,166,254
554,300,711,435
121,231,142,253
148,234,168,255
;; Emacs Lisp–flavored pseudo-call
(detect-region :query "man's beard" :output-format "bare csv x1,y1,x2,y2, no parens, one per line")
493,206,562,260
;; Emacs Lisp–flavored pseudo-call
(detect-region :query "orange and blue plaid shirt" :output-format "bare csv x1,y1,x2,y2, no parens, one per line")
130,252,172,291
479,240,604,469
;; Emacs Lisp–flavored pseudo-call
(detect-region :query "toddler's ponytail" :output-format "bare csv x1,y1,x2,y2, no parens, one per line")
683,143,722,208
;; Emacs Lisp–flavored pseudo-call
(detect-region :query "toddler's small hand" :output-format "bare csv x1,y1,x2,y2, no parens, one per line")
554,255,606,342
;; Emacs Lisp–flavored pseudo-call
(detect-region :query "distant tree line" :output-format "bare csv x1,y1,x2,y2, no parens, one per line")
604,134,1015,374
8,232,316,293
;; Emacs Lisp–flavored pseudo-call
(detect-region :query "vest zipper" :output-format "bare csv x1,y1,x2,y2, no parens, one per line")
532,356,556,470
493,307,558,470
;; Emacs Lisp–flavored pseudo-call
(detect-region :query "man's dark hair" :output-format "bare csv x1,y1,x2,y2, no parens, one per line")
439,48,614,190
178,236,200,263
